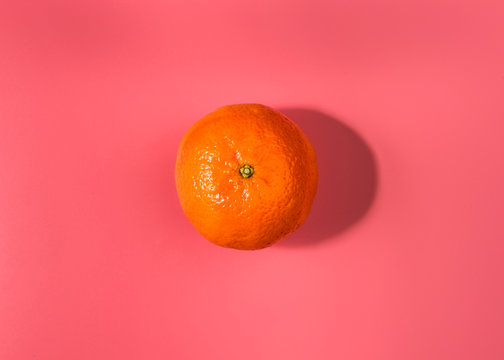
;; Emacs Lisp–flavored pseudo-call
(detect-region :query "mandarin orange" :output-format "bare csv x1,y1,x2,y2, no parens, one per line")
175,104,318,250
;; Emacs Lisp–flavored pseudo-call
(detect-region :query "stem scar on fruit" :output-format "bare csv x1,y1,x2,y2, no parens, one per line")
240,164,254,178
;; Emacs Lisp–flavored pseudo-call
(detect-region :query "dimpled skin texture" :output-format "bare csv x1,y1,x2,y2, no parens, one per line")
175,104,318,250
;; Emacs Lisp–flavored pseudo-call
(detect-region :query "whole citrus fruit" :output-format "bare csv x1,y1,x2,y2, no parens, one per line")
175,104,318,250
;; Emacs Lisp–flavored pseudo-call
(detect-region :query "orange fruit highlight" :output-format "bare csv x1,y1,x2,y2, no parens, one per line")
175,104,318,250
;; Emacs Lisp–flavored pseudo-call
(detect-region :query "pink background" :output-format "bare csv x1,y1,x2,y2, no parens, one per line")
1,0,503,359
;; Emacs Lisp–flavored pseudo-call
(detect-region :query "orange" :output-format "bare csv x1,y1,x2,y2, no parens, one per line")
175,104,318,250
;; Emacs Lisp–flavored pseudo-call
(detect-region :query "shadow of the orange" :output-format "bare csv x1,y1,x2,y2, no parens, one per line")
278,108,378,247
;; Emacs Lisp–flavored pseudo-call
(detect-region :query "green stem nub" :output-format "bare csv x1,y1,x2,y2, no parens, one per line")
239,164,254,178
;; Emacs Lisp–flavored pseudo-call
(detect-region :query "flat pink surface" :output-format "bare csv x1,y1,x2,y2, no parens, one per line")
1,0,503,359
